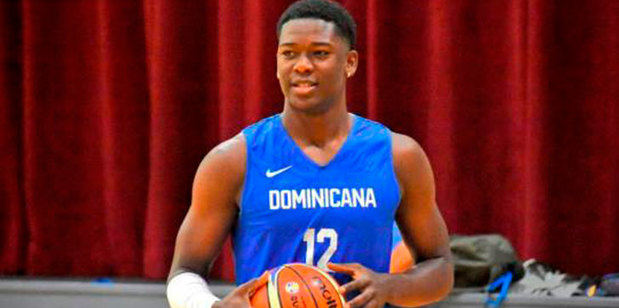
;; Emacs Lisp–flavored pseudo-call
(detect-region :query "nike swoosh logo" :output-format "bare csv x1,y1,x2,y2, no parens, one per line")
266,165,293,178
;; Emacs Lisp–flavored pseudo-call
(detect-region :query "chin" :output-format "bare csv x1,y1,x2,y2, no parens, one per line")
287,97,331,115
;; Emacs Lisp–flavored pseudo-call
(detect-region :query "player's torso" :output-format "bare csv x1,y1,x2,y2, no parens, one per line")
234,114,400,285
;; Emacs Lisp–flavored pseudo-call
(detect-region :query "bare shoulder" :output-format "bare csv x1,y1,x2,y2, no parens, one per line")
199,133,246,170
169,134,247,278
391,132,427,172
193,133,247,201
391,132,435,199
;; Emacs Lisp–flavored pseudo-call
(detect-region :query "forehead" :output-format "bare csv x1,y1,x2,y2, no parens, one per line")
279,18,342,46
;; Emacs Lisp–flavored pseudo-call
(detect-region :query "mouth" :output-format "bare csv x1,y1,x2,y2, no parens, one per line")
291,81,318,95
292,81,318,88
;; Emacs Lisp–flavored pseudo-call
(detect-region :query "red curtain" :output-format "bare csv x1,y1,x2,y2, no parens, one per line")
1,0,616,280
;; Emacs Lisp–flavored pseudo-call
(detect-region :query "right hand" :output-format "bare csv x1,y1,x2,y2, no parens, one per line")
213,271,269,308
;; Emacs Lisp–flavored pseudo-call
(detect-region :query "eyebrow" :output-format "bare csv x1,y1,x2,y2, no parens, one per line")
279,42,333,47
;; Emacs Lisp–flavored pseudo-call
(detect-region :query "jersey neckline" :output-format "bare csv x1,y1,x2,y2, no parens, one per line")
276,113,359,170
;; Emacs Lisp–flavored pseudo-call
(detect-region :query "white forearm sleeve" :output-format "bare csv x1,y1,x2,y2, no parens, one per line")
166,272,220,308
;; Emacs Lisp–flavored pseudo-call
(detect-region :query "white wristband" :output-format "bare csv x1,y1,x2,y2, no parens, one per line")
166,272,220,308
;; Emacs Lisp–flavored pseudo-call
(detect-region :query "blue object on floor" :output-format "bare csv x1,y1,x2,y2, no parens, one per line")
92,277,114,285
485,271,513,307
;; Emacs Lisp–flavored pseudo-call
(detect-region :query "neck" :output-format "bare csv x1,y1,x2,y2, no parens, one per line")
281,100,351,147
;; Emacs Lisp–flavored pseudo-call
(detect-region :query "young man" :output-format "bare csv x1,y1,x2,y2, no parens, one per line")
166,1,453,307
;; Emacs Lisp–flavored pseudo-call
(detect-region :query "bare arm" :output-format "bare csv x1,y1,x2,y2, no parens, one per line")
168,134,267,308
168,134,246,280
329,133,453,307
385,133,453,306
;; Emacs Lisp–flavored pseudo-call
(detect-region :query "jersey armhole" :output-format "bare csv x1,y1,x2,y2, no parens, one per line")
389,131,404,206
238,131,251,212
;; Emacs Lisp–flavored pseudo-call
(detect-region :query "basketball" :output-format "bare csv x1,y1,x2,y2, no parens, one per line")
390,241,415,273
250,263,345,308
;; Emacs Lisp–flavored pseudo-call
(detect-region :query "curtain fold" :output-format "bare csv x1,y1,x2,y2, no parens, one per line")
95,0,150,277
0,0,616,279
0,0,25,275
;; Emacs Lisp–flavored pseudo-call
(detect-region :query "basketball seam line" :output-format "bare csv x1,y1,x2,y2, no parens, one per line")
275,266,286,308
312,265,346,306
287,264,321,308
273,267,284,308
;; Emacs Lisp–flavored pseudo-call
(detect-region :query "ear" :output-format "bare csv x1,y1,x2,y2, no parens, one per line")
345,49,359,78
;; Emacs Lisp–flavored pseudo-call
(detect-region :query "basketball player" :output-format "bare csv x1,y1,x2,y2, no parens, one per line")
166,1,453,307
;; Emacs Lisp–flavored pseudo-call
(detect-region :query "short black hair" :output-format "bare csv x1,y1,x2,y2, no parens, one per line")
277,0,357,49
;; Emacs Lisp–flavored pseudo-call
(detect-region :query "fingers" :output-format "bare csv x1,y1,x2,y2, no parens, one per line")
346,288,375,308
328,264,385,308
237,271,269,295
235,278,257,294
339,278,370,295
327,262,361,276
364,299,382,308
254,271,269,288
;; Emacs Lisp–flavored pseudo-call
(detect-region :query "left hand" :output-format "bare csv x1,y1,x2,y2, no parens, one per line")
327,262,391,308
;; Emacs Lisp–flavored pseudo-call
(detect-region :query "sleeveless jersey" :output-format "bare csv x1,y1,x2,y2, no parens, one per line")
234,113,401,287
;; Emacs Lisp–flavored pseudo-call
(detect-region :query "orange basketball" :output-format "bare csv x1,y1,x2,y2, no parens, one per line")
250,263,345,308
390,241,415,273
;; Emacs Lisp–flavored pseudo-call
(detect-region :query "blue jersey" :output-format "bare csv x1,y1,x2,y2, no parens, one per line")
234,114,401,287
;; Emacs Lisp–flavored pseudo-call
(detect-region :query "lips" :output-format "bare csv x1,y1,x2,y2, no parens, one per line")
292,80,318,87
291,80,318,95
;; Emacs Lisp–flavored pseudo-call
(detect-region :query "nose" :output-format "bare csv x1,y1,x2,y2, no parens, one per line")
293,54,313,74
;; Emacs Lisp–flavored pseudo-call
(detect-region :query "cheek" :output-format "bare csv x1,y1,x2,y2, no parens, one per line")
322,66,345,88
276,67,290,85
276,61,289,76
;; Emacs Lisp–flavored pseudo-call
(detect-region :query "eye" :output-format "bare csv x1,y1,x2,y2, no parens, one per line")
281,50,296,58
314,50,330,58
